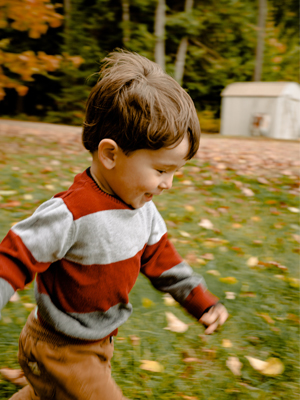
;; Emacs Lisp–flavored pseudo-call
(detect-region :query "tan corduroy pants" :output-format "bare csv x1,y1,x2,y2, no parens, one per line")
10,311,128,400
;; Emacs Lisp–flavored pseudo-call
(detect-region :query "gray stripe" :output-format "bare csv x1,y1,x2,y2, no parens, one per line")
12,198,167,266
12,198,75,263
0,278,15,316
150,262,207,304
65,201,166,265
35,286,132,340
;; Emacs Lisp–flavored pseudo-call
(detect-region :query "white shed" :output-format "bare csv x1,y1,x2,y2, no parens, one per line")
220,82,300,139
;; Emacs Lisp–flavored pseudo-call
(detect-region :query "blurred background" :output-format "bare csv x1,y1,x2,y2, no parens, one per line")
0,0,298,132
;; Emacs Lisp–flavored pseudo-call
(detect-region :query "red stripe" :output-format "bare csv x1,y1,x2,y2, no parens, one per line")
183,286,219,319
54,171,129,220
141,234,182,278
0,230,50,290
36,246,146,313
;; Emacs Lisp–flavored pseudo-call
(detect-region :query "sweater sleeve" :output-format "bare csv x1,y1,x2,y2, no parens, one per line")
0,197,75,313
141,204,218,319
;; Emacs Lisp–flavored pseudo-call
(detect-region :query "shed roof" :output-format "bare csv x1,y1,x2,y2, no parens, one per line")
221,82,294,97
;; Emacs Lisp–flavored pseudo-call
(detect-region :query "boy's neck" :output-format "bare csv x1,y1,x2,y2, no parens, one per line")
90,168,112,195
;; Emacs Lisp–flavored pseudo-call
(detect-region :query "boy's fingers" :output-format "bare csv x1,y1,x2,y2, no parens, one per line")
204,320,219,334
200,304,229,334
218,308,229,326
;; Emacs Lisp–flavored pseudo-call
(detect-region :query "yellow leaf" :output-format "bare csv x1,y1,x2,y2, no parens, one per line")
163,294,177,306
206,270,220,276
0,190,17,196
129,335,140,346
164,312,189,333
232,223,242,229
225,291,236,300
245,356,284,376
140,360,164,373
288,277,300,288
184,205,195,212
257,313,275,324
142,298,154,308
226,356,242,376
24,303,36,311
220,277,238,284
247,256,259,267
198,219,214,230
222,339,233,348
179,230,191,238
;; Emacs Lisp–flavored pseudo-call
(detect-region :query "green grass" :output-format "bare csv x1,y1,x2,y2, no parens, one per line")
0,133,299,399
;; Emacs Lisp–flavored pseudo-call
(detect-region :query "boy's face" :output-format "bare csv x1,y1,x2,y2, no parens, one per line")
108,136,189,209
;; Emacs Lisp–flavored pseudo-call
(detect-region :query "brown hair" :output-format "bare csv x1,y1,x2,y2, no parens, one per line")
82,50,200,159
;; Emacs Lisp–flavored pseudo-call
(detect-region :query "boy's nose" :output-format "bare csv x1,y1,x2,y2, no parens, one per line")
159,175,173,190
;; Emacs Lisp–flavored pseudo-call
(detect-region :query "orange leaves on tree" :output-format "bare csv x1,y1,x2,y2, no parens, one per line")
0,0,84,100
3,0,63,38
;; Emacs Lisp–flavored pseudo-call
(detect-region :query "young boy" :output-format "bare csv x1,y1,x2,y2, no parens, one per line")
0,50,228,400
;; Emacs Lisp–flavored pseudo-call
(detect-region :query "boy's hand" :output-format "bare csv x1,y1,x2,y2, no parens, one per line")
199,303,228,334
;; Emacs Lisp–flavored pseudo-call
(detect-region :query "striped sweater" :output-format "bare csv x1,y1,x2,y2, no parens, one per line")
0,170,218,340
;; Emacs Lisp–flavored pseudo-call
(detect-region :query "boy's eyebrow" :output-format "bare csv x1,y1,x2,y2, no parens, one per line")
156,163,185,169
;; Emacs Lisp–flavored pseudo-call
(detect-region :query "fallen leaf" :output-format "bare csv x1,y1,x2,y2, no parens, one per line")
183,357,201,363
206,269,220,276
45,185,55,190
24,303,36,310
9,292,20,302
129,335,140,346
163,294,177,306
245,356,284,376
140,360,164,372
226,356,242,376
0,190,17,196
198,219,214,230
164,312,189,333
196,258,207,265
182,180,192,186
179,230,191,238
23,194,33,200
292,234,300,243
257,313,275,324
288,207,299,213
220,277,238,284
257,177,269,185
142,298,155,308
225,291,236,299
201,253,214,260
247,256,259,267
241,187,255,197
0,201,21,208
222,339,232,348
232,223,242,228
251,216,261,222
287,277,300,288
184,205,195,212
0,368,28,386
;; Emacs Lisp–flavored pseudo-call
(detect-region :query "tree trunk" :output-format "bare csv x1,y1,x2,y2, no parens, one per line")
64,0,71,48
154,0,165,71
174,0,193,85
121,0,130,47
254,0,267,81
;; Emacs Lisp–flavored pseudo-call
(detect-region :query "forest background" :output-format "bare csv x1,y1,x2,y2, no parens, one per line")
0,0,299,130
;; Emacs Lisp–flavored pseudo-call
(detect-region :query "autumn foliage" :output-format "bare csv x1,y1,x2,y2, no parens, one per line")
0,0,83,100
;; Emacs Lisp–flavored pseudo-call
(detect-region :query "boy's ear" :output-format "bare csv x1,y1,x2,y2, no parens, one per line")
97,139,119,169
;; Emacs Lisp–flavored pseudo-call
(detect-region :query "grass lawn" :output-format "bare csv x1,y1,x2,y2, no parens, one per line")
0,132,299,399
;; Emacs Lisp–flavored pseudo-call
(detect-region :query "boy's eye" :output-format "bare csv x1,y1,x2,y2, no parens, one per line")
156,170,166,174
